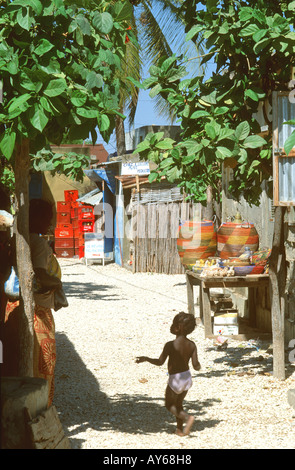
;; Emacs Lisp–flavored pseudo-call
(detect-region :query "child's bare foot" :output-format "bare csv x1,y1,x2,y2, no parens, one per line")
175,429,185,437
183,415,195,435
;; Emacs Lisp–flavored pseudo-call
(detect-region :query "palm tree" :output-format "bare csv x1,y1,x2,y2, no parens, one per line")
115,0,202,155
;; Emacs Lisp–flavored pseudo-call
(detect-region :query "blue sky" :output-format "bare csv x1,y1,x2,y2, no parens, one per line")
97,2,216,156
98,60,216,155
96,88,176,155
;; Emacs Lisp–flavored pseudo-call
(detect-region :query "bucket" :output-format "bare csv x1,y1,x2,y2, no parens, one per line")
177,220,217,268
217,222,259,259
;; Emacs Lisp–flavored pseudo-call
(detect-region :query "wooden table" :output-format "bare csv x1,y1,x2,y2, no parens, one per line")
186,270,270,338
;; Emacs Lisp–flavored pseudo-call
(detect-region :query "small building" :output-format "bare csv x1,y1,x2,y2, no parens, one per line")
85,152,201,274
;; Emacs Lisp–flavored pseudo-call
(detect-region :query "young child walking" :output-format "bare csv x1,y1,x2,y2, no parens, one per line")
136,312,201,436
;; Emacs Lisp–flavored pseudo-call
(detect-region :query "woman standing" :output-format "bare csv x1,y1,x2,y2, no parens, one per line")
29,199,63,406
3,199,64,407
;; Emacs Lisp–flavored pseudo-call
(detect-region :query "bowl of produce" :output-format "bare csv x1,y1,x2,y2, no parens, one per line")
234,265,255,276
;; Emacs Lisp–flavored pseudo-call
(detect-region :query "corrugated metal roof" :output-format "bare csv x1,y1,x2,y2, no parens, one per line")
77,188,103,206
273,91,295,205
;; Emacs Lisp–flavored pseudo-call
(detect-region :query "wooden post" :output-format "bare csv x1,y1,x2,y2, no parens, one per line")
202,284,213,337
186,272,195,315
14,139,35,377
269,206,286,380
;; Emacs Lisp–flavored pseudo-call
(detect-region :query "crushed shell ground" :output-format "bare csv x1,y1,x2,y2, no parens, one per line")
53,258,295,450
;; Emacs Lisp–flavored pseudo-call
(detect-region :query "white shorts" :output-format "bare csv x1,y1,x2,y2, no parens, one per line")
168,370,192,395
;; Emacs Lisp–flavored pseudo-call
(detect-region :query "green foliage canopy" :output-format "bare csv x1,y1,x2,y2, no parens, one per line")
135,1,295,206
0,0,134,181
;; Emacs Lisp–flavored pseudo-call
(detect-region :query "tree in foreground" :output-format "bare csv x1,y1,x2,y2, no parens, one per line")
0,0,133,375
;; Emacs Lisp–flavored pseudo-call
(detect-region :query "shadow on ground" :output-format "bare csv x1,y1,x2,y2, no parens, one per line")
54,333,220,448
62,280,121,302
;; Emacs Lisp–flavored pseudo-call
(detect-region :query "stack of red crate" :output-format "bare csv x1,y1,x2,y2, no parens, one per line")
55,190,79,258
72,202,95,258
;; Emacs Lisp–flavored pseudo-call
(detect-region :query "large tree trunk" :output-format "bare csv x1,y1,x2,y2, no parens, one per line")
269,205,287,380
14,139,35,377
115,112,126,157
203,184,214,221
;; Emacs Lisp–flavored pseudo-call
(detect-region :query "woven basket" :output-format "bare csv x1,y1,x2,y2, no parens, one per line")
177,220,217,268
217,222,259,259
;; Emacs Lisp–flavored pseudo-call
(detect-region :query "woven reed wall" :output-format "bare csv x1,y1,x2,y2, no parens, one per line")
132,201,201,274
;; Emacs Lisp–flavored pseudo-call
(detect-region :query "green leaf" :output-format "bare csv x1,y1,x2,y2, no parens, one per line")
114,1,133,21
92,12,113,34
182,154,197,164
253,29,268,43
17,7,33,31
76,108,98,119
191,110,210,119
284,130,295,156
34,39,54,56
182,141,203,155
245,89,259,101
98,114,110,132
0,129,16,160
70,90,87,107
240,24,259,37
238,148,248,164
126,76,145,89
205,123,216,140
86,71,103,89
253,38,271,54
159,157,175,169
8,93,31,114
43,79,67,97
185,25,204,42
149,83,162,98
166,166,181,182
155,138,175,150
214,106,229,115
288,1,295,10
76,14,91,36
238,7,253,22
29,0,43,14
199,91,217,105
243,135,266,148
216,146,232,159
150,132,164,145
217,128,235,141
29,104,48,132
148,171,159,183
235,121,250,140
135,140,151,153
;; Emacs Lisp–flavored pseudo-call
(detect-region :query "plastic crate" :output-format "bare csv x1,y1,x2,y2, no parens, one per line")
74,236,84,247
71,201,81,208
57,201,71,212
55,224,74,238
78,246,84,258
55,238,74,249
55,247,75,258
64,189,79,202
76,205,94,219
74,228,80,238
72,218,79,229
56,212,71,225
79,220,94,232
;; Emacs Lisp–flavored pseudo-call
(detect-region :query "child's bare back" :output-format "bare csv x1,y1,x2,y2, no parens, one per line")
163,336,199,375
136,312,201,436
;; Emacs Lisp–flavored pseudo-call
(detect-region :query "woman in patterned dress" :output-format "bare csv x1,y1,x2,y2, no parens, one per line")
3,199,63,407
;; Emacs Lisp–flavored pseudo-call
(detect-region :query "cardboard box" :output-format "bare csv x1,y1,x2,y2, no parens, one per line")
213,324,239,336
214,311,238,325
